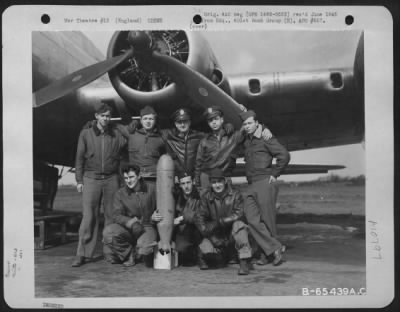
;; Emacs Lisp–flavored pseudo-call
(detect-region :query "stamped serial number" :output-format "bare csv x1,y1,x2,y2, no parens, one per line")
302,287,366,296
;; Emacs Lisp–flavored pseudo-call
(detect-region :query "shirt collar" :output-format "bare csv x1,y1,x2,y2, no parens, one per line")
93,123,114,137
249,124,263,139
125,179,148,194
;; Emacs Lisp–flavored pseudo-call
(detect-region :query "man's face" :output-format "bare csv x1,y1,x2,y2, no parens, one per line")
124,170,140,189
179,176,193,195
141,114,156,131
210,178,226,194
207,115,224,132
175,119,191,134
242,116,258,135
95,110,111,129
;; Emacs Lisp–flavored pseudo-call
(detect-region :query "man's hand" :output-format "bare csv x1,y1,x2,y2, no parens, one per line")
125,217,139,229
82,120,96,129
174,216,184,225
261,127,273,140
269,176,277,184
151,210,163,222
127,119,139,134
223,123,235,136
77,183,83,193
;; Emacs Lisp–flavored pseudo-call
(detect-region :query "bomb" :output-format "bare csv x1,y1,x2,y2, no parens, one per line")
155,154,175,255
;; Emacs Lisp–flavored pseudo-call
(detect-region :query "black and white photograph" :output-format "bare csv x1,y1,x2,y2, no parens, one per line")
2,5,394,309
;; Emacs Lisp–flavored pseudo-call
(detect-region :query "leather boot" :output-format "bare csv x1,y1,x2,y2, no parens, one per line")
247,259,255,271
238,258,250,275
123,250,136,267
143,254,154,268
71,256,86,267
197,249,209,270
256,252,270,265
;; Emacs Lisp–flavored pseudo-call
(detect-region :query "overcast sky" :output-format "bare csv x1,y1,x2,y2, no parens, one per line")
60,30,365,184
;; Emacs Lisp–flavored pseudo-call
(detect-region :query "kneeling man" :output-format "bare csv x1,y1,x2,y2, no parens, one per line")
173,173,203,266
195,168,252,275
102,164,158,267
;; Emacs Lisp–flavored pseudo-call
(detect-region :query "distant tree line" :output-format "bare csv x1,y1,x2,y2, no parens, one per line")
284,174,366,187
318,174,365,185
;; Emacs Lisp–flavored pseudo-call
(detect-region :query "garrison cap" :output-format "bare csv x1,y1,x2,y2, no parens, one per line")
239,109,257,122
95,102,112,114
204,106,223,120
140,106,157,117
208,168,226,180
172,108,191,122
177,171,192,181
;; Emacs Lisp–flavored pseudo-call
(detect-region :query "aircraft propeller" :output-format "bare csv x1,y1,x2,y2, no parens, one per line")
33,48,133,107
33,31,153,107
33,30,247,128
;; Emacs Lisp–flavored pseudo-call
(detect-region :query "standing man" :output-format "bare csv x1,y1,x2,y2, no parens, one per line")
72,103,127,267
195,168,253,275
194,106,238,188
102,164,158,267
127,106,166,188
173,173,203,266
240,110,290,238
162,108,206,179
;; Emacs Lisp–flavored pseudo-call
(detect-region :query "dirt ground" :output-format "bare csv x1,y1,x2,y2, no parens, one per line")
34,183,366,304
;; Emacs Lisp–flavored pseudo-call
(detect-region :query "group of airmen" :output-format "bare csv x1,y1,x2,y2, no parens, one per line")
71,102,290,275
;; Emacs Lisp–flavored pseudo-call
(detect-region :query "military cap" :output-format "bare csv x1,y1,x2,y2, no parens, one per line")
172,108,191,122
177,171,192,181
208,168,226,180
140,105,157,117
95,102,112,114
204,106,223,120
239,109,257,122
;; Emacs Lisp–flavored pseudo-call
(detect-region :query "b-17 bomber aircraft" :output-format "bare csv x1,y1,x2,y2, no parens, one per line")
32,30,364,210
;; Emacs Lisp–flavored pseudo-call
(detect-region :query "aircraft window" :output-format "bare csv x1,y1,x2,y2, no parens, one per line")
249,79,261,94
330,72,343,89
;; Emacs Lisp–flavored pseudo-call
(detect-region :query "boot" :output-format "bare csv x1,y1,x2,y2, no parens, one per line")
143,254,154,268
122,250,136,267
71,256,85,267
197,249,209,270
256,252,270,266
238,258,250,275
247,259,255,271
273,246,285,266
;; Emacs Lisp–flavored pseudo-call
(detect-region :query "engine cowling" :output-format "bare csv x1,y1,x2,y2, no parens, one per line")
107,30,230,117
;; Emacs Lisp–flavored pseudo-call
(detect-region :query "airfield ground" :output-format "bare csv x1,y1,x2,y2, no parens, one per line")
34,182,366,301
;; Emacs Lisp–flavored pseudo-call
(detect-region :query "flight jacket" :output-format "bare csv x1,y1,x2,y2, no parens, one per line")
243,125,290,182
112,180,156,227
75,124,126,183
128,128,166,178
195,184,244,238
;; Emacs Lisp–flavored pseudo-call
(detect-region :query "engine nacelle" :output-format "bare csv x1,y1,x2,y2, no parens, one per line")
107,31,230,117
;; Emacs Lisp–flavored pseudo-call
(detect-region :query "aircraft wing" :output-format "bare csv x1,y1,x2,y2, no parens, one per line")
231,163,345,177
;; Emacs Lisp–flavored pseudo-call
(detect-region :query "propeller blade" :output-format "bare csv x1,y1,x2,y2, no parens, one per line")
152,51,245,128
34,49,133,107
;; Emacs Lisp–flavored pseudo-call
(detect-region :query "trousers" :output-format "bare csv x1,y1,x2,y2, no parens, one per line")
102,223,157,262
174,224,202,254
247,176,279,237
76,175,119,258
243,192,281,255
199,220,252,260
